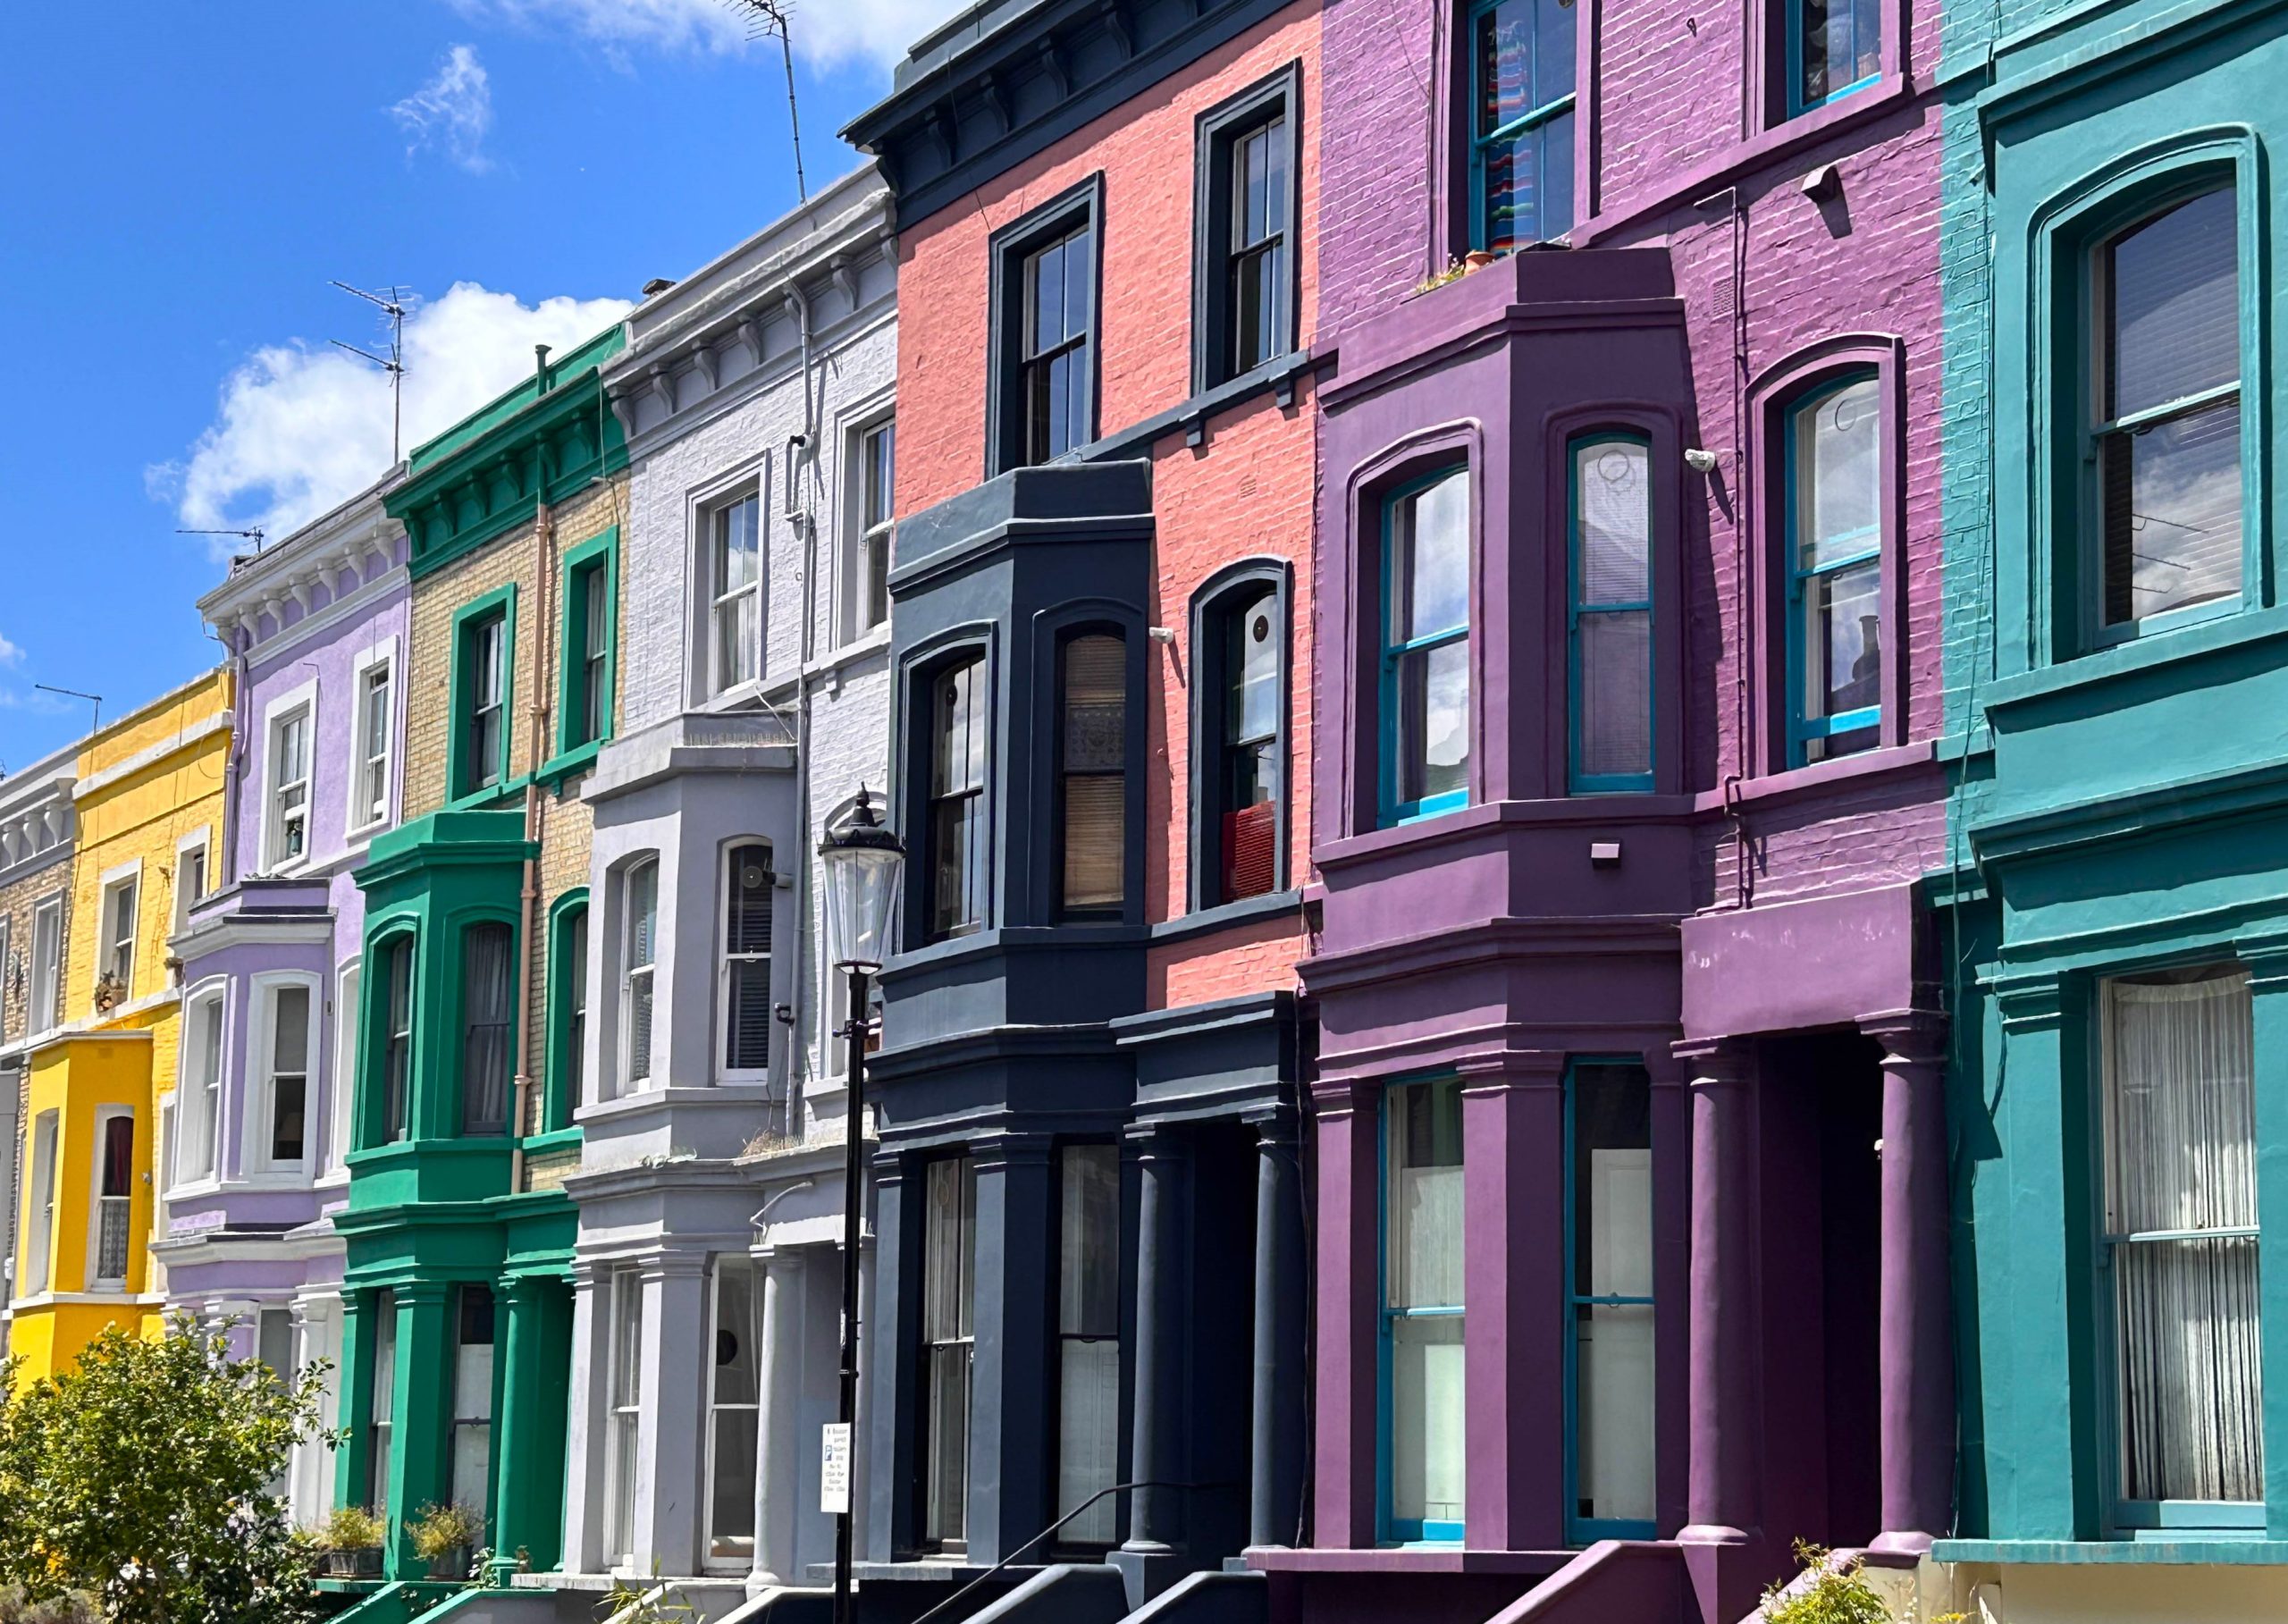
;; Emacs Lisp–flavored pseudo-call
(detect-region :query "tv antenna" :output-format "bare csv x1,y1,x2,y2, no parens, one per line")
725,0,808,201
331,281,410,462
33,685,102,733
179,525,266,555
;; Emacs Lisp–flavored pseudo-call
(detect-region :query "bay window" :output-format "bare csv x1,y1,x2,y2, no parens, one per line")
1056,1144,1121,1544
2091,186,2242,634
380,939,413,1143
178,989,225,1186
1058,634,1126,917
1567,1061,1655,1539
24,1110,56,1293
721,843,774,1076
921,1155,978,1552
1569,437,1655,792
927,659,988,942
259,980,315,1166
1468,0,1575,253
2102,965,2260,1514
1384,1078,1465,1542
91,1109,134,1288
461,922,513,1135
709,492,762,695
1381,470,1471,823
621,860,659,1091
1786,373,1883,764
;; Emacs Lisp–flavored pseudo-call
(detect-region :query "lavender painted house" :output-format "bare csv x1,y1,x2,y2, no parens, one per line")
166,472,409,1525
1283,0,1951,1620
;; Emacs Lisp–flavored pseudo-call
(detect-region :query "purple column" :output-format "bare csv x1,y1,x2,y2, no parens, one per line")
1311,1077,1379,1550
1862,1010,1952,1553
1675,1038,1754,1545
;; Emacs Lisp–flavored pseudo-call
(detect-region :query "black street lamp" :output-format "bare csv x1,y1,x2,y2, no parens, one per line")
818,786,904,1624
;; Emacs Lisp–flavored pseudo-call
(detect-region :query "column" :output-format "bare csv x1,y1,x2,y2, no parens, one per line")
492,1273,571,1579
290,1292,341,1525
1460,1053,1567,1552
1122,1123,1188,1561
1248,1109,1305,1551
1310,1077,1378,1550
333,1291,371,1516
862,1153,910,1565
386,1282,454,1580
1862,1011,1952,1554
1675,1039,1754,1545
969,1133,1056,1565
636,1252,711,1576
2243,947,2288,1542
559,1259,614,1576
750,1248,803,1590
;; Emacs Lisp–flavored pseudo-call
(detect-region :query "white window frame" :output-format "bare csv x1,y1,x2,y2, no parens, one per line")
29,892,63,1038
692,461,769,709
172,980,230,1193
324,958,361,1182
172,826,211,938
345,639,399,841
23,1108,58,1294
703,1257,761,1569
606,1266,644,1568
260,679,320,874
245,970,321,1177
841,406,896,648
618,856,660,1096
94,858,142,1010
87,1104,135,1291
718,839,775,1084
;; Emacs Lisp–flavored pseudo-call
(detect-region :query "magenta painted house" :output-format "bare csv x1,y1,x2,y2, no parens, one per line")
166,470,409,1526
1282,0,1951,1619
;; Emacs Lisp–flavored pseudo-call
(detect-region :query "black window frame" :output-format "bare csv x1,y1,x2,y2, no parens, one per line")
1189,560,1292,912
921,652,991,944
1192,63,1303,393
986,175,1106,477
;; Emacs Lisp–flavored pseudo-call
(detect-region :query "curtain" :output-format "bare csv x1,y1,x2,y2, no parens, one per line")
461,924,513,1135
2108,970,2262,1502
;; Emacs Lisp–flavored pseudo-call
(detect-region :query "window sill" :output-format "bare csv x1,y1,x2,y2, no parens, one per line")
1075,347,1319,464
518,1126,584,1156
1153,888,1304,946
1688,738,1937,815
446,775,532,813
538,741,605,788
1983,605,2288,719
811,627,893,680
1930,1537,2288,1564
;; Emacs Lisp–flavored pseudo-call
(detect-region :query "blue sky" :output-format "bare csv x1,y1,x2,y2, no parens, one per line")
0,0,941,772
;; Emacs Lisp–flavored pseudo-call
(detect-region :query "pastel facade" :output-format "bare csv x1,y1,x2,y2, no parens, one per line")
1930,0,2288,1614
9,670,232,1385
1292,0,1951,1618
169,473,409,1524
555,162,896,1597
843,0,1316,1608
332,328,627,1586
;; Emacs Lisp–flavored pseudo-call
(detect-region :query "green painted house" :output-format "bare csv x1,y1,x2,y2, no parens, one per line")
1932,0,2288,1613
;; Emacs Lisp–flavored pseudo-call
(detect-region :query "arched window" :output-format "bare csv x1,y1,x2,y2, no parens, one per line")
1058,633,1127,917
1198,583,1283,904
721,842,775,1077
926,659,988,942
379,938,414,1144
461,922,514,1135
1381,468,1471,824
1785,373,1883,764
1569,436,1654,793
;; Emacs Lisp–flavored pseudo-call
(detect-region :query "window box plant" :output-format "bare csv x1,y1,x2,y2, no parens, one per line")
407,1502,484,1582
310,1505,386,1579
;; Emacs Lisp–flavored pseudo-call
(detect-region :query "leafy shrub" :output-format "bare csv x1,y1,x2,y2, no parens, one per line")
407,1502,484,1561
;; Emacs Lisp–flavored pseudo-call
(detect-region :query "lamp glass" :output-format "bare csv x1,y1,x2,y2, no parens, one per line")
822,839,903,969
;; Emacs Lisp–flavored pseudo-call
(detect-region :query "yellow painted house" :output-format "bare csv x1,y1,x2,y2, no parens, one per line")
9,669,231,1384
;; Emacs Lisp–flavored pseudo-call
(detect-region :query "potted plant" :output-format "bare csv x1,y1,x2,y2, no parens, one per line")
310,1505,387,1579
407,1502,484,1582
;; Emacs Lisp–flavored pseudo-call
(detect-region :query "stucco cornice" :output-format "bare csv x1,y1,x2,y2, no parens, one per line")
197,471,407,655
1300,913,1682,996
72,710,231,802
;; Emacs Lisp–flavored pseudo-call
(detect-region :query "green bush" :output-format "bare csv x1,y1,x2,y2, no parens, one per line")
312,1504,387,1552
406,1502,484,1561
1762,1543,1893,1624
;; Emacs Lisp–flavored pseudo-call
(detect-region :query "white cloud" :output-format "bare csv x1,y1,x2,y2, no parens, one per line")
453,0,960,73
0,635,21,669
156,282,635,554
391,44,497,173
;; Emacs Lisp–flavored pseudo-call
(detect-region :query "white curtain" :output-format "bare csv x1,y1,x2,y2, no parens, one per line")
2107,971,2262,1502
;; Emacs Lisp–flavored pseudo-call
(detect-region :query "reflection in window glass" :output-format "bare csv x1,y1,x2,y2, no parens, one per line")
1471,0,1575,251
1571,440,1653,789
1057,1145,1121,1544
1385,1078,1465,1540
1569,1063,1654,1534
1383,471,1471,820
1788,374,1882,764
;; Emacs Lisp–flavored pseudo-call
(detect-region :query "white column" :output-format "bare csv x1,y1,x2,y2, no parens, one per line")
637,1253,711,1578
560,1258,614,1577
289,1292,341,1522
749,1248,803,1591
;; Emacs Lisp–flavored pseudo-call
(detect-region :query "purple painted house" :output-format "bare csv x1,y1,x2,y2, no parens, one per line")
1277,1,1950,1620
166,471,408,1526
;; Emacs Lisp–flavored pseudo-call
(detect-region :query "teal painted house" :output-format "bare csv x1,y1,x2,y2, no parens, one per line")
1933,0,2288,1615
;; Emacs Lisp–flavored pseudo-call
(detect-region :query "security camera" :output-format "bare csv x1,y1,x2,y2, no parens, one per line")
1684,448,1720,473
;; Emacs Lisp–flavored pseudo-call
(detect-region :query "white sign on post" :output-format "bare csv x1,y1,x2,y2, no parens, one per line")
820,1422,852,1515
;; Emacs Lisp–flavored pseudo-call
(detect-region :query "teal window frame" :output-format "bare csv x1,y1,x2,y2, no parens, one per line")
1784,0,1881,118
1561,1058,1657,1545
1466,0,1576,254
1783,374,1883,767
1378,467,1472,828
454,914,519,1138
448,584,519,805
360,927,417,1149
543,888,590,1134
1377,1076,1467,1546
554,527,619,767
1568,433,1657,795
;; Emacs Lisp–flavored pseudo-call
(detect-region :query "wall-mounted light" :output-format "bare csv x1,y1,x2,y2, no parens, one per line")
1684,448,1720,474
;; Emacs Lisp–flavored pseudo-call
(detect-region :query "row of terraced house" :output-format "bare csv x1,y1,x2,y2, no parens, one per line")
2,0,2283,1620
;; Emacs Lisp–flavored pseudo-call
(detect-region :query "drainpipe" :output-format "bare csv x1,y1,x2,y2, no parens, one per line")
509,344,557,1191
780,285,820,1147
212,622,249,888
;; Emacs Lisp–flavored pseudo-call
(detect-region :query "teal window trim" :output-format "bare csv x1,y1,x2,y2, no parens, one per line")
1378,467,1472,828
1466,0,1577,253
1568,433,1656,795
543,888,590,1135
448,584,519,807
447,910,522,1140
555,527,619,761
1561,1057,1657,1545
359,925,419,1149
1783,374,1882,766
1376,1077,1467,1547
1784,0,1880,119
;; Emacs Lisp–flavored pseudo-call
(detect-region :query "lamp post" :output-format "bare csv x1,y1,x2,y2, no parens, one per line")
818,786,904,1624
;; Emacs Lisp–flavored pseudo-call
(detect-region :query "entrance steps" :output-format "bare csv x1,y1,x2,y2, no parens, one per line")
1480,1543,1694,1624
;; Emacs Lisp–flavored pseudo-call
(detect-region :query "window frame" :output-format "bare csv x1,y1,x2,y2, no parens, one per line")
1567,432,1658,795
261,684,318,875
718,839,777,1082
246,970,322,1175
1783,0,1882,119
918,1153,980,1554
618,856,661,1095
556,526,620,762
843,409,896,647
605,1266,644,1568
1189,560,1292,911
23,1108,58,1294
94,859,141,1010
1378,466,1476,827
1050,1140,1123,1551
1561,1058,1658,1544
1462,0,1579,255
0,915,10,1048
916,648,992,945
1191,63,1303,393
28,892,62,1038
704,1257,762,1569
1781,373,1886,766
699,483,767,704
450,1283,497,1523
1377,1076,1467,1546
345,639,399,840
365,930,417,1148
448,585,518,804
326,957,361,1180
458,917,517,1138
366,1288,398,1513
545,890,589,1132
985,175,1105,478
173,983,229,1191
1053,627,1132,921
87,1104,136,1291
172,827,211,937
